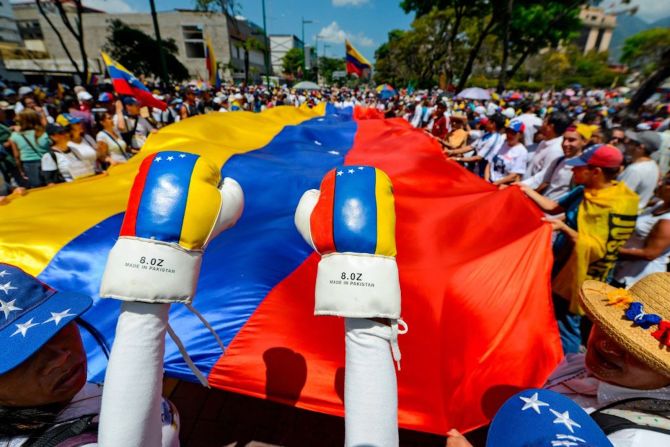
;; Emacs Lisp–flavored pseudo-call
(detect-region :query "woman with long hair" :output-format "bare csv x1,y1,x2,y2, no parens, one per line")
8,109,50,188
95,111,128,166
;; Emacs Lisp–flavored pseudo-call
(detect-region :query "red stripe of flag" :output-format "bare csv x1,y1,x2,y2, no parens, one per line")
310,169,337,254
120,153,157,237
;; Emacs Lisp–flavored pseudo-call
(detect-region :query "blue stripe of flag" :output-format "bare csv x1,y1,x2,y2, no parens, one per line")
333,166,377,253
135,152,199,242
107,65,150,92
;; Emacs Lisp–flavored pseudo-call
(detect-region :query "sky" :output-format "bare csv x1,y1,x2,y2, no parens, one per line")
17,0,670,62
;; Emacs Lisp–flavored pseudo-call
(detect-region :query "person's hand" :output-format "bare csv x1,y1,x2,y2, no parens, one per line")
542,217,567,232
446,429,474,447
498,184,509,190
115,99,123,114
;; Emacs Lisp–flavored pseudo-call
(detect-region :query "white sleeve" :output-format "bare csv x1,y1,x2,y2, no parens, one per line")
523,149,561,188
618,167,641,193
98,302,170,447
41,153,56,171
510,148,529,175
344,318,398,447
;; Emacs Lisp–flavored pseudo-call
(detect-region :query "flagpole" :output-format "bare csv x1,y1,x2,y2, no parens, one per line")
149,0,169,88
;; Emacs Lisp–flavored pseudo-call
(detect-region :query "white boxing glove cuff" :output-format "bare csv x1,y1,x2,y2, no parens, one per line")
315,252,401,319
100,237,201,304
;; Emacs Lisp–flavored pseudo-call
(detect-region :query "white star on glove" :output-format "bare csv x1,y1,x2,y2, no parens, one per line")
519,392,550,414
0,270,9,278
167,156,174,161
179,154,186,158
337,170,344,176
348,169,355,174
550,409,581,433
0,281,17,295
155,156,162,162
0,299,21,319
43,309,75,326
11,318,39,337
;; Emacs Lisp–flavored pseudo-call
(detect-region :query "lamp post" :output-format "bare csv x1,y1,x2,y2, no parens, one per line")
301,17,313,77
261,0,271,86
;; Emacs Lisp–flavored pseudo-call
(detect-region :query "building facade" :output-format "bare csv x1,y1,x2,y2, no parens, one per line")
577,6,617,54
269,34,302,76
8,3,269,83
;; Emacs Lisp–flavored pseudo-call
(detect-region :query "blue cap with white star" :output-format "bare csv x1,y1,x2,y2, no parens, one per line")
0,264,91,375
487,389,612,447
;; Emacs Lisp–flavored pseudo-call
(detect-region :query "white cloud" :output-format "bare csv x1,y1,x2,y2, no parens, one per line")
316,21,374,48
625,0,670,22
332,0,369,6
83,0,134,13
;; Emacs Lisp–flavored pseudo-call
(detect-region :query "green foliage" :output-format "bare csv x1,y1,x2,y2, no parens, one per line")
282,48,303,76
526,46,617,88
318,57,346,84
103,19,189,83
622,28,670,74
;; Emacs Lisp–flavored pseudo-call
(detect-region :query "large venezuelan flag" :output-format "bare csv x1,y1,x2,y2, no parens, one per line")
0,105,562,434
101,52,167,111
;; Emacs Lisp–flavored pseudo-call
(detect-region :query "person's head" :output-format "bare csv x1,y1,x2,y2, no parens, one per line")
122,96,140,115
46,123,69,146
22,96,37,110
567,144,623,188
56,113,83,138
76,91,92,108
581,274,670,390
504,119,525,146
540,111,572,139
609,128,625,145
624,130,662,162
0,264,91,430
450,114,466,129
15,109,42,131
490,113,506,133
94,111,114,133
561,126,587,158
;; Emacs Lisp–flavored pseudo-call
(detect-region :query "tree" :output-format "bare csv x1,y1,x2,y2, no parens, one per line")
35,0,89,82
282,48,304,78
621,28,670,113
104,20,189,83
234,37,265,83
194,0,238,16
318,57,346,84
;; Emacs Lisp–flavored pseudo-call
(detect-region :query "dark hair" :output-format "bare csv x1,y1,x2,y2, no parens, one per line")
94,111,110,134
601,166,621,181
61,97,78,114
548,111,573,136
490,113,506,131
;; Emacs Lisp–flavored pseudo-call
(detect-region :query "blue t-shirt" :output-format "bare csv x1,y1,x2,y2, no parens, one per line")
552,185,585,278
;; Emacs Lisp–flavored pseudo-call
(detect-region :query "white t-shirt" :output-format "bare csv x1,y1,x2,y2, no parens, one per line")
67,140,97,173
618,160,660,210
541,156,575,201
517,113,543,147
41,148,95,181
489,142,528,183
96,130,128,163
614,205,670,286
523,136,564,189
113,114,154,150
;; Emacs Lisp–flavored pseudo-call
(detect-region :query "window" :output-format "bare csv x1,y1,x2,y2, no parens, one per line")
17,20,43,40
182,25,205,58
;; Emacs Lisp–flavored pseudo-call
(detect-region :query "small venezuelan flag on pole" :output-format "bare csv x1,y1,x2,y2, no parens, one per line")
101,51,167,110
345,39,371,78
205,36,220,89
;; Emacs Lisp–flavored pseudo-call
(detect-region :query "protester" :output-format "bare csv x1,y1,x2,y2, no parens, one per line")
531,123,591,200
0,264,180,446
114,97,154,153
521,144,638,353
9,109,50,188
95,111,129,165
522,111,572,189
58,113,99,174
41,123,95,184
486,118,527,185
619,130,662,210
613,173,670,288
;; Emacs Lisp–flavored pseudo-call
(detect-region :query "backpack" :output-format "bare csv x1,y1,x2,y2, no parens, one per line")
590,397,670,436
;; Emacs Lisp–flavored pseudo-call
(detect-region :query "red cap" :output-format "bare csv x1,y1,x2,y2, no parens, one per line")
566,144,623,169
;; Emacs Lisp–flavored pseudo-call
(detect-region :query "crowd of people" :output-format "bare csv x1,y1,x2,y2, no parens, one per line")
1,77,670,446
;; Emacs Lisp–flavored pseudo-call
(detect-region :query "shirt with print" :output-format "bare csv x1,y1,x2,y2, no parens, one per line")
489,141,528,183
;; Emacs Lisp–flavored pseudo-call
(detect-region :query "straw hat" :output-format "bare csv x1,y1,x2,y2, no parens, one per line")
580,273,670,377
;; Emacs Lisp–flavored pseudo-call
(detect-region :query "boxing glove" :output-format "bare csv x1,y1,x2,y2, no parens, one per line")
100,151,244,304
295,165,401,319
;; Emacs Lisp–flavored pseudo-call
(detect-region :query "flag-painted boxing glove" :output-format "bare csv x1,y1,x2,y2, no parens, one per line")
295,165,401,319
100,151,244,304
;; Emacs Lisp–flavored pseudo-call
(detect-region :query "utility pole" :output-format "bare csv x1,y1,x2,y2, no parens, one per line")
149,0,169,88
301,17,312,78
261,0,271,86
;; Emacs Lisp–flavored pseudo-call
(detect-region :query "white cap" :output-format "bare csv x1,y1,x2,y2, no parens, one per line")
502,107,515,119
233,93,243,100
77,91,93,101
18,86,33,96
